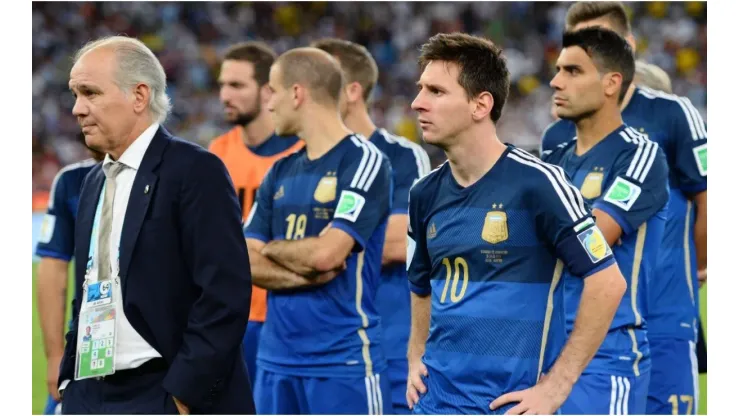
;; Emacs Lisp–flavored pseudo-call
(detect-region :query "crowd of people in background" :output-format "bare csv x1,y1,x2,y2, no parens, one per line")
32,1,707,210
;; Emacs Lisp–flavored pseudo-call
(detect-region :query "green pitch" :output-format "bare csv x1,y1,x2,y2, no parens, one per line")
31,263,709,414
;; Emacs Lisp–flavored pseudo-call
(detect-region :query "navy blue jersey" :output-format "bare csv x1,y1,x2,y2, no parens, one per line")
407,145,616,413
244,134,393,378
544,125,670,377
368,128,431,361
541,87,707,341
36,159,97,261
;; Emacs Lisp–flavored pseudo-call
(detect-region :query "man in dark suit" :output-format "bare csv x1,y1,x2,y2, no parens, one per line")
59,35,254,414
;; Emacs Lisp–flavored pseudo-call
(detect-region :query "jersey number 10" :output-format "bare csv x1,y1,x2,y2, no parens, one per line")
440,257,469,303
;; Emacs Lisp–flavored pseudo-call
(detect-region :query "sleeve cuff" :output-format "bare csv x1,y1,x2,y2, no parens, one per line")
409,280,431,296
679,182,707,195
329,221,368,251
581,256,617,279
243,233,269,243
35,249,72,261
391,208,409,215
593,201,634,235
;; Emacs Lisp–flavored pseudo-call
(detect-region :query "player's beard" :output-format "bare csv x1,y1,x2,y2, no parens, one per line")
229,96,262,128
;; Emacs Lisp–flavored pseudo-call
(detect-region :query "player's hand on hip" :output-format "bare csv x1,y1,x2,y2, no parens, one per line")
489,373,571,415
47,354,62,401
698,268,707,287
173,396,190,415
406,359,428,409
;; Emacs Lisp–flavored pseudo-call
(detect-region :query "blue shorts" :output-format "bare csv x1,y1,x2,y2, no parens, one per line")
647,339,699,415
242,320,263,385
561,371,650,415
44,395,60,415
254,367,391,414
387,358,410,415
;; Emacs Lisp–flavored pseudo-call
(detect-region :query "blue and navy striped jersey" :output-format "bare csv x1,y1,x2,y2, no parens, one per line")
541,86,707,341
407,145,615,414
244,134,393,378
369,128,431,362
36,159,97,261
544,124,670,377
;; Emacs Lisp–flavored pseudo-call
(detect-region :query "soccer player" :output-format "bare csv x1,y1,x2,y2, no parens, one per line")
35,148,103,415
243,47,393,414
405,32,626,415
311,37,431,415
540,3,708,413
209,41,304,384
543,27,670,414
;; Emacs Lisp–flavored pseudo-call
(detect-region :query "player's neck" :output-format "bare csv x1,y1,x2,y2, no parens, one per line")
241,112,275,148
344,107,377,139
620,83,636,112
299,109,353,160
446,125,507,188
574,107,623,156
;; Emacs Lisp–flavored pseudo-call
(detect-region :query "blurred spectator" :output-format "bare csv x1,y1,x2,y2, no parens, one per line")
32,1,707,204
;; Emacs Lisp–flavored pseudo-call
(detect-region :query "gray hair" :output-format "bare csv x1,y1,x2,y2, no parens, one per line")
634,60,672,94
74,36,172,124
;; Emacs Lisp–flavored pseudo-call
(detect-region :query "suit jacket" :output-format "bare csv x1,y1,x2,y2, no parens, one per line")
59,127,255,413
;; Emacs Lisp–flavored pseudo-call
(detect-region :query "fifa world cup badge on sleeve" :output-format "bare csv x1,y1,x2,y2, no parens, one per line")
577,227,612,263
693,143,707,176
603,177,642,210
314,173,338,203
335,190,366,222
75,280,118,380
481,207,508,244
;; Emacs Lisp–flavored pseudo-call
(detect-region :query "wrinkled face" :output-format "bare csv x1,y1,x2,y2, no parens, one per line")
267,64,300,136
411,61,473,147
219,60,264,126
69,47,137,154
550,46,606,122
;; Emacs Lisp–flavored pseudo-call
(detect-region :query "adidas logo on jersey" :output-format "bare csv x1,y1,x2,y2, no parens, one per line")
273,185,285,200
427,222,437,239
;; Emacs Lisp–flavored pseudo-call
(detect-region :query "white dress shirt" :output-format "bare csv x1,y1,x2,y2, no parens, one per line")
97,122,163,370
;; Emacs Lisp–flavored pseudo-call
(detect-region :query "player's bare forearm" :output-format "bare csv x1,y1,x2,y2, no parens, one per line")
382,214,409,266
549,263,625,388
263,227,353,275
37,258,69,360
247,239,328,291
408,291,431,362
693,191,707,271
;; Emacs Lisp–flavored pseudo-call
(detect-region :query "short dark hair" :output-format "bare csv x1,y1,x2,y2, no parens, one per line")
565,1,631,36
310,38,378,102
223,41,277,86
275,47,344,106
563,27,635,102
419,32,510,123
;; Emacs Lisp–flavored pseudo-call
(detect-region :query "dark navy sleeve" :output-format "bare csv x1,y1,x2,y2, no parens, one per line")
243,164,276,243
668,97,707,195
330,142,392,251
406,183,432,296
593,141,670,235
35,170,75,261
533,162,616,279
391,145,430,215
540,120,575,158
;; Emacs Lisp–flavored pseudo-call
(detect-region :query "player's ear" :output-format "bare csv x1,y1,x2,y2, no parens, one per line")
471,91,494,122
346,81,363,104
603,72,623,101
292,84,304,109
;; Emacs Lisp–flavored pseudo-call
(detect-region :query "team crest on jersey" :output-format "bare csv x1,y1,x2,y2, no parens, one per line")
577,227,612,263
313,174,337,203
481,210,508,244
581,171,604,199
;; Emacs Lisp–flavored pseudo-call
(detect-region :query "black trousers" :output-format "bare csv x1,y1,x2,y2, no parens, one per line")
697,319,707,374
62,359,178,415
